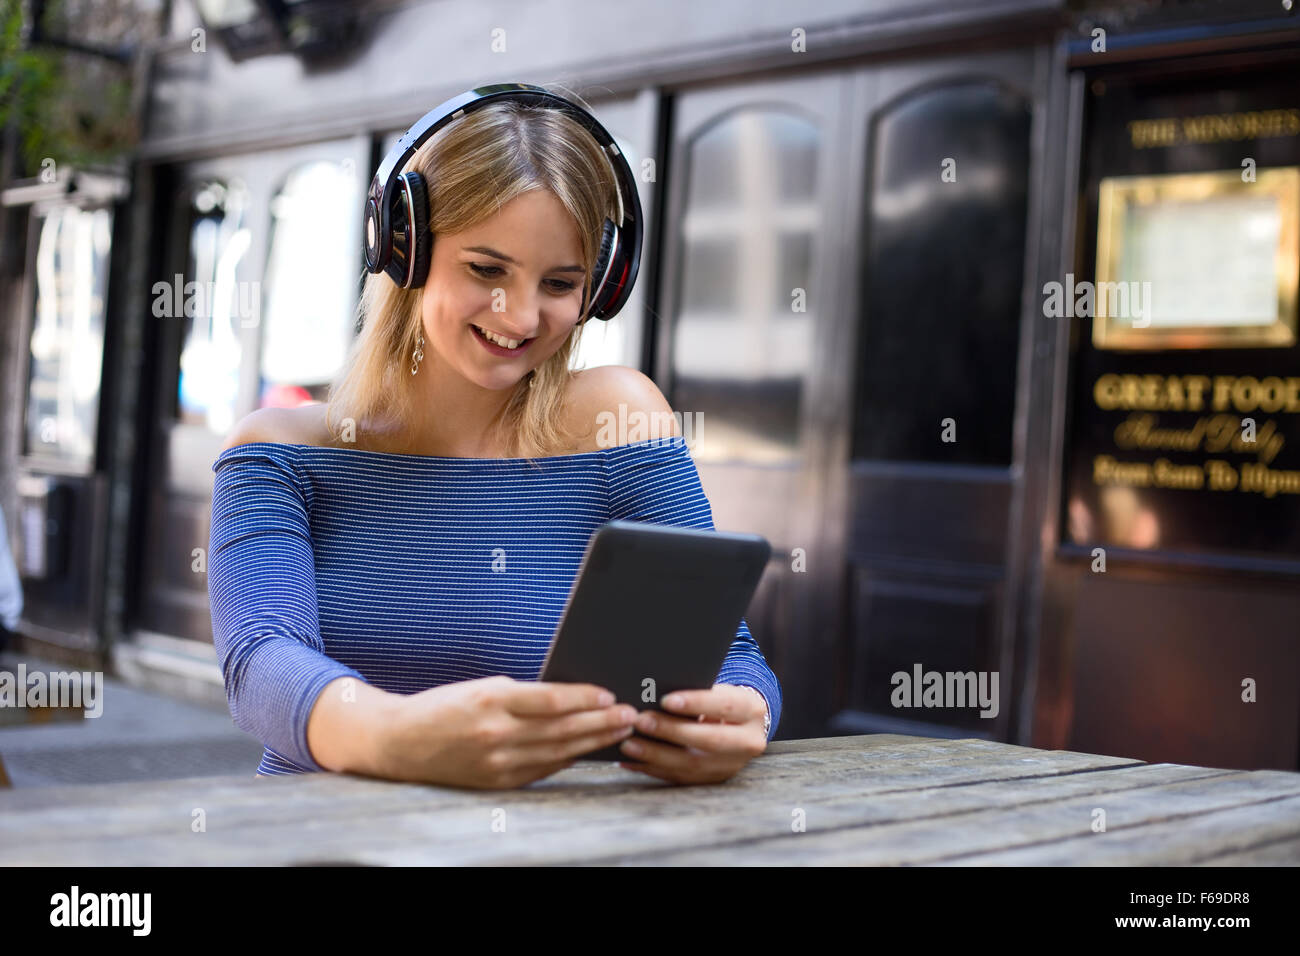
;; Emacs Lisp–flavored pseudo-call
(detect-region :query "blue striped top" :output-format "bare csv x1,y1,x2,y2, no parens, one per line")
207,434,781,776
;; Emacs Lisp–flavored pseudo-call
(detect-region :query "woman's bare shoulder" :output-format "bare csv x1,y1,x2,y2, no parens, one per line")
564,366,679,452
220,404,333,453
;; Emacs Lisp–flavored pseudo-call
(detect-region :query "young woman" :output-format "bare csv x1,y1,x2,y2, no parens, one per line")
207,88,781,790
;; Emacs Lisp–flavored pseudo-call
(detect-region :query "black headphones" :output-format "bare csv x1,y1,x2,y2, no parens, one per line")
363,82,642,322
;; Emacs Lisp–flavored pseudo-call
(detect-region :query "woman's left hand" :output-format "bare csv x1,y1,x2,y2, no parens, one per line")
617,683,768,784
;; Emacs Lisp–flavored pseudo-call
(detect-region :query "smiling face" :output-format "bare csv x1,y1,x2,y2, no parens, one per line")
419,187,588,391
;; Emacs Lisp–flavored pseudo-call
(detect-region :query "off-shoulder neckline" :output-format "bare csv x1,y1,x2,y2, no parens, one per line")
214,434,687,466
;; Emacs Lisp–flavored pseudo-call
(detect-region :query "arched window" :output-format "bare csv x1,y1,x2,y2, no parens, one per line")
670,108,821,462
852,79,1031,466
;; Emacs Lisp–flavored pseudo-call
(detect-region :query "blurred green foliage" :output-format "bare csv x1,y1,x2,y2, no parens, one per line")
0,0,138,178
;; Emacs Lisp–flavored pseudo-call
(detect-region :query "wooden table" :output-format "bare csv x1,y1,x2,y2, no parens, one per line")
2,734,1298,865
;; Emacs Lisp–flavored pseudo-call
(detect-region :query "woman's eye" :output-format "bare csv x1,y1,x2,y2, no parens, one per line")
468,263,574,293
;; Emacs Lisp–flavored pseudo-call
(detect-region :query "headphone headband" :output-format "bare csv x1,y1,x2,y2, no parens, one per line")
363,82,642,320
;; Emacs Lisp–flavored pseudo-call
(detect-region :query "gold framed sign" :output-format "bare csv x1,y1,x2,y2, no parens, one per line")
1093,166,1299,349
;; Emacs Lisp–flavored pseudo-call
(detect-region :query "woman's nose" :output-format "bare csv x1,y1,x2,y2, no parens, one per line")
498,290,542,336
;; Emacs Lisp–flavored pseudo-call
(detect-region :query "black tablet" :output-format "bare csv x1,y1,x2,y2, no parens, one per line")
538,519,772,761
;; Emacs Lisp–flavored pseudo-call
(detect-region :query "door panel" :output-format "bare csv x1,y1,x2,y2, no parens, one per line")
846,571,1003,733
657,73,853,735
825,49,1040,740
848,467,1013,566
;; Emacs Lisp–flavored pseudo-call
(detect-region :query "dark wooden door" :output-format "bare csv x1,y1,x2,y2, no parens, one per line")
813,48,1045,741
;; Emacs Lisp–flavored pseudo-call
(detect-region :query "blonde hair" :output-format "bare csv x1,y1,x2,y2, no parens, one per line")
325,88,622,460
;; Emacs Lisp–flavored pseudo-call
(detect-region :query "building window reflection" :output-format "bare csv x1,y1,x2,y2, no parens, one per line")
572,132,641,374
24,205,113,466
175,179,251,435
258,159,360,408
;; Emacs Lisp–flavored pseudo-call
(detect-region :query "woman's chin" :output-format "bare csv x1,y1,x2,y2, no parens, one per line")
464,365,531,392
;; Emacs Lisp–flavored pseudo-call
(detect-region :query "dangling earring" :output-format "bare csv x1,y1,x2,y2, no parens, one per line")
528,369,536,389
410,330,424,375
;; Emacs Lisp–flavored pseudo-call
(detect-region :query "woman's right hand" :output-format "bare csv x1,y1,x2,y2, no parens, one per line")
376,675,639,789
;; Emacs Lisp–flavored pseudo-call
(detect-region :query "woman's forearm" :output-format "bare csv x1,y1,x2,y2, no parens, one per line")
305,676,401,776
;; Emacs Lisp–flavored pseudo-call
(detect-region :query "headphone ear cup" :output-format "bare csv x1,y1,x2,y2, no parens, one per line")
385,172,432,288
404,172,432,289
584,218,617,321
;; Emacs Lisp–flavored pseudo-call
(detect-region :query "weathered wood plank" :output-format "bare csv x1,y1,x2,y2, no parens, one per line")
1,733,1123,825
0,734,1141,818
0,759,1221,866
0,736,1141,856
759,734,931,754
353,764,1240,868
5,734,1288,866
1196,834,1300,865
947,791,1300,865
0,736,860,813
610,771,1300,866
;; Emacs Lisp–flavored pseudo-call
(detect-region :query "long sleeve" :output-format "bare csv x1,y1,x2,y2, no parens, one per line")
207,444,367,772
605,436,782,739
